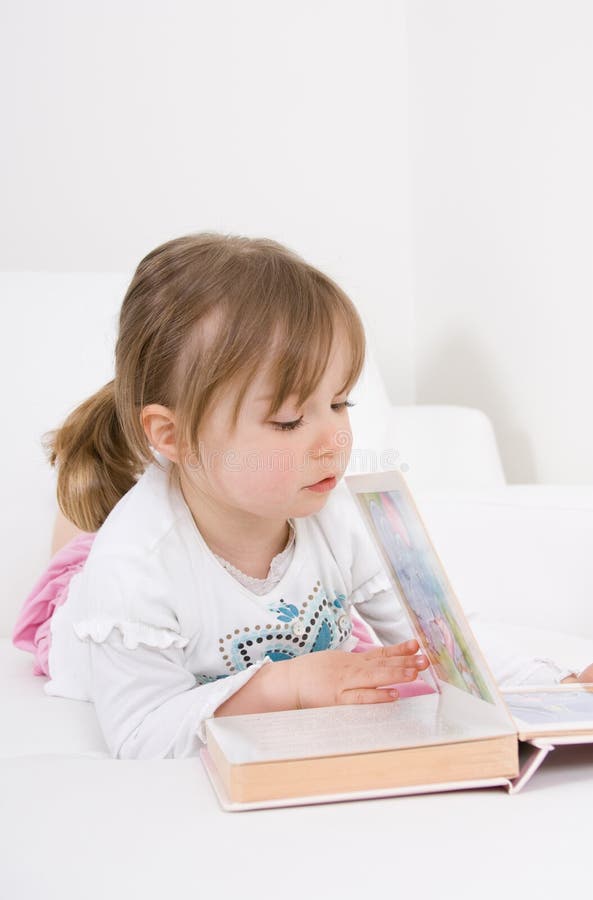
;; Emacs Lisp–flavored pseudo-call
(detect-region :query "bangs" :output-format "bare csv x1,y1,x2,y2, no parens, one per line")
227,274,366,432
176,252,367,449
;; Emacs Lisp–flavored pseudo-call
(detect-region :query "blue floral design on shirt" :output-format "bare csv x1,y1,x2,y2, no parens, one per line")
196,582,353,683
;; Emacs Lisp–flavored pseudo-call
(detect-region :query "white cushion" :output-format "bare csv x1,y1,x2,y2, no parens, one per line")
384,404,507,491
0,638,109,759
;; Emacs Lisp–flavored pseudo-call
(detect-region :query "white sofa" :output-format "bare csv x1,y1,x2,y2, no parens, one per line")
1,273,592,899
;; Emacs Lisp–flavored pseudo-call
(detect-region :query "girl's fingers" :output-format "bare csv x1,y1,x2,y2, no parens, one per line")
334,651,430,704
372,653,427,669
379,661,427,681
363,639,419,659
344,639,430,694
350,657,429,690
339,687,399,705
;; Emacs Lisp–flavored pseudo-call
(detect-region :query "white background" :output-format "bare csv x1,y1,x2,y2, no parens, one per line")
1,0,591,483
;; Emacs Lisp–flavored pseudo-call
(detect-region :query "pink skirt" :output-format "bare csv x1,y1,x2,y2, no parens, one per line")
12,532,97,677
12,533,433,697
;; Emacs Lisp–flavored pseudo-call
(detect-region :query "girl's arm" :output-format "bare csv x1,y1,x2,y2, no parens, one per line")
213,658,296,718
561,662,593,685
86,629,280,758
64,548,294,758
50,507,87,557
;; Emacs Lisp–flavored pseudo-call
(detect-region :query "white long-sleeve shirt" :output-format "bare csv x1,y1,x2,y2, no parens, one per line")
45,451,577,759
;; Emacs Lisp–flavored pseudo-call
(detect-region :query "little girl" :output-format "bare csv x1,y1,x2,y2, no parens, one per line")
12,232,589,759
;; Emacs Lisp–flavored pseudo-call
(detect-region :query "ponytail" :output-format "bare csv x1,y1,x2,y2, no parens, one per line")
42,380,146,533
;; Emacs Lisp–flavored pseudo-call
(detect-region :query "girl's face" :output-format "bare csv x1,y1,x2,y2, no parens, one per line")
183,339,354,520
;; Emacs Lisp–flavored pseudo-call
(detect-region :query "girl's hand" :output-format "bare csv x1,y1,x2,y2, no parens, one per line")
579,662,593,685
285,638,430,710
561,661,593,692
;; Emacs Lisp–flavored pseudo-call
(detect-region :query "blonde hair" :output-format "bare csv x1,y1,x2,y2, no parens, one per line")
43,232,366,532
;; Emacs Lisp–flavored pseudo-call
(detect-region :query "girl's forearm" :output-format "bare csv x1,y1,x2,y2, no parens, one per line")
213,659,295,718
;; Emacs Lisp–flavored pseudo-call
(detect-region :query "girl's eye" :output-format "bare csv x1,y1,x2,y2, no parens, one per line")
334,400,356,411
272,417,305,432
271,400,355,432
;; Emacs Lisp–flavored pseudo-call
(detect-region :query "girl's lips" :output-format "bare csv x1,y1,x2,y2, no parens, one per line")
305,476,337,493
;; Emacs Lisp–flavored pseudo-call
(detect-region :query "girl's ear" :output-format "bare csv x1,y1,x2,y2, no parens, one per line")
141,403,180,463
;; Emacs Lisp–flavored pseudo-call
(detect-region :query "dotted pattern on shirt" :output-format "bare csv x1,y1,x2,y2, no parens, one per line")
194,581,352,685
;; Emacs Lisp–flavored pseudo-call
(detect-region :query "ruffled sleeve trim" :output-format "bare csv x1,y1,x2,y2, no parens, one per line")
350,570,392,607
73,619,190,651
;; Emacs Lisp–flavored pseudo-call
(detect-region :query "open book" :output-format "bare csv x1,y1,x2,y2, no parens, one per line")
200,469,593,812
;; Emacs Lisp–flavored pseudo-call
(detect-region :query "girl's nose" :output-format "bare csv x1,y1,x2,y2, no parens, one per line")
313,420,352,457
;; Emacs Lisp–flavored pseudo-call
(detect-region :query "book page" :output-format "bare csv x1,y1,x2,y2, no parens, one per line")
206,692,514,765
502,688,593,734
345,471,508,717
